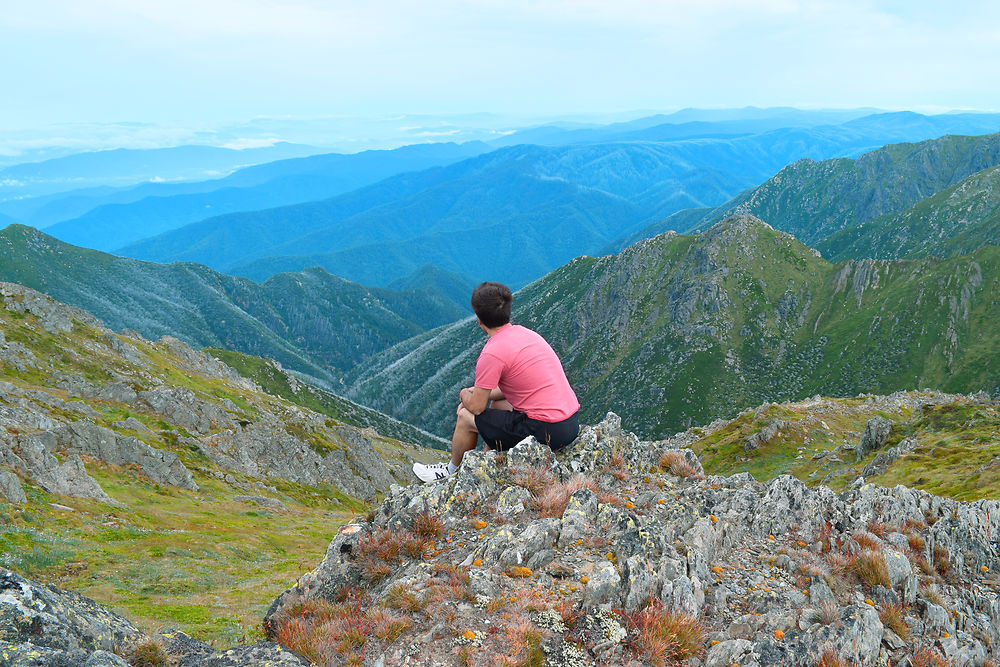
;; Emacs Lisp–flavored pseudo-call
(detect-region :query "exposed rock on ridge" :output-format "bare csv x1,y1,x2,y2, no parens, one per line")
267,414,999,666
0,281,405,505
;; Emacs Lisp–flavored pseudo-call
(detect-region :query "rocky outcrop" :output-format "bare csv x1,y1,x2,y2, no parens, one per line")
267,414,999,667
0,568,308,667
52,420,197,490
0,469,26,503
0,568,143,661
0,432,116,504
0,282,413,505
856,416,894,462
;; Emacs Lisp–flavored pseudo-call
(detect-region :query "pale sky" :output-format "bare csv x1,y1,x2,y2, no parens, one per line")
2,0,999,132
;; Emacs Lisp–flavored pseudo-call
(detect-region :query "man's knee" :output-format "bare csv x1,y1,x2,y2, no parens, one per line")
456,407,478,431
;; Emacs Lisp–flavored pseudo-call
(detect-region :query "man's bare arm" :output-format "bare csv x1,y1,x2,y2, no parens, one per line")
460,386,492,415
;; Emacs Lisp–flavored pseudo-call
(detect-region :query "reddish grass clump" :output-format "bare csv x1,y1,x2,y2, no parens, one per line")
852,531,882,552
816,645,854,667
272,595,377,664
412,510,445,540
658,451,703,479
533,474,598,518
623,602,706,666
846,549,891,589
933,545,951,577
910,646,952,667
866,521,887,538
511,466,557,495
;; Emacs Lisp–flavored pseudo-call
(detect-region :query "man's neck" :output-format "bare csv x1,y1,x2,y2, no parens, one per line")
483,322,510,338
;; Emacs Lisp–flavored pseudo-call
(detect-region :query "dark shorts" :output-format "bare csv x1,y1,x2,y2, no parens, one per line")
474,408,580,452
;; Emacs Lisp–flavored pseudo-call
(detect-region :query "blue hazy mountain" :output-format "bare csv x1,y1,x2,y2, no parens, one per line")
491,107,883,146
38,142,490,251
0,143,322,201
117,112,1000,289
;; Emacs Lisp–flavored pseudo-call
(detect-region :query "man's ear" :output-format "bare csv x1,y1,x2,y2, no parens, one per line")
477,318,487,332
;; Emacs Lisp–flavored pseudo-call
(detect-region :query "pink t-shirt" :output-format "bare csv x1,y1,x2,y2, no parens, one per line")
474,324,580,422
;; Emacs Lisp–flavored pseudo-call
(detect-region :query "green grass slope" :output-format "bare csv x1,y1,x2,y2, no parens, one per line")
681,392,1000,502
347,215,1000,440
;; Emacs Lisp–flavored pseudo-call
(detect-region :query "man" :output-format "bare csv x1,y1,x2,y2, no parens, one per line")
413,282,580,482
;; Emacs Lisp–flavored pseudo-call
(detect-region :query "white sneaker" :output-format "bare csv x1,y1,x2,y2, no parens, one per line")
413,462,453,483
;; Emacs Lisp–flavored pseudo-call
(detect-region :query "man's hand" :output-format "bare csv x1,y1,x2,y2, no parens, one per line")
460,386,492,415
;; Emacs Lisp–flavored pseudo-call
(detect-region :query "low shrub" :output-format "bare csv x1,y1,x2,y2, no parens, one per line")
878,602,909,639
623,602,706,666
846,549,891,589
658,451,703,479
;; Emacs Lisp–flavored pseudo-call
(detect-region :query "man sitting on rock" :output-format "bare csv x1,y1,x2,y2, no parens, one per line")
413,281,581,482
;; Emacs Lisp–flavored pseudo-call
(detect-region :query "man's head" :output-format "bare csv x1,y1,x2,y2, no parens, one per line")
471,282,512,329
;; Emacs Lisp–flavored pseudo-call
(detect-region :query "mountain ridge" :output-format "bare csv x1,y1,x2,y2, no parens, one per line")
346,215,1000,440
0,224,466,383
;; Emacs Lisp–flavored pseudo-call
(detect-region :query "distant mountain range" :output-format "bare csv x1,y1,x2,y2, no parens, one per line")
346,216,1000,440
114,112,1000,288
0,224,467,384
36,142,491,251
0,143,321,201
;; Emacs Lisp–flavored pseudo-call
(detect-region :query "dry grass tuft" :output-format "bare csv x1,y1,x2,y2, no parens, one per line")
878,602,909,639
412,510,445,540
624,602,706,666
127,638,170,667
816,645,854,667
806,600,840,626
382,583,427,613
511,467,556,496
933,545,951,577
533,474,597,518
910,646,951,667
658,451,703,479
852,531,882,552
908,533,926,551
504,621,545,667
272,593,381,665
866,521,887,538
846,549,891,589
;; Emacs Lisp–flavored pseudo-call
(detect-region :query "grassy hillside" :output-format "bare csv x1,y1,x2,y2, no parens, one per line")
347,216,1000,440
680,391,1000,501
0,224,465,382
0,282,439,644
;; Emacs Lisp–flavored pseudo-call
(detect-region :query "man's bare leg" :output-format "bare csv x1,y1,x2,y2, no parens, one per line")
451,407,479,467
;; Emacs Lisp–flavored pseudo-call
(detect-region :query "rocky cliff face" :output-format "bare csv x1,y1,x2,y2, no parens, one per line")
0,281,415,507
263,414,999,666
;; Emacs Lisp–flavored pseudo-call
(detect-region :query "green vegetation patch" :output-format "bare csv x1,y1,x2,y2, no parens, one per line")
0,460,362,647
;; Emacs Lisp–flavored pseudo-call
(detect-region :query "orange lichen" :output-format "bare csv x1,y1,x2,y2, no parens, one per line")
773,630,784,640
472,520,487,530
506,566,533,578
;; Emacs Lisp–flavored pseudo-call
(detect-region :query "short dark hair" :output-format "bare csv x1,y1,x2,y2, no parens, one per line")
471,282,512,328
